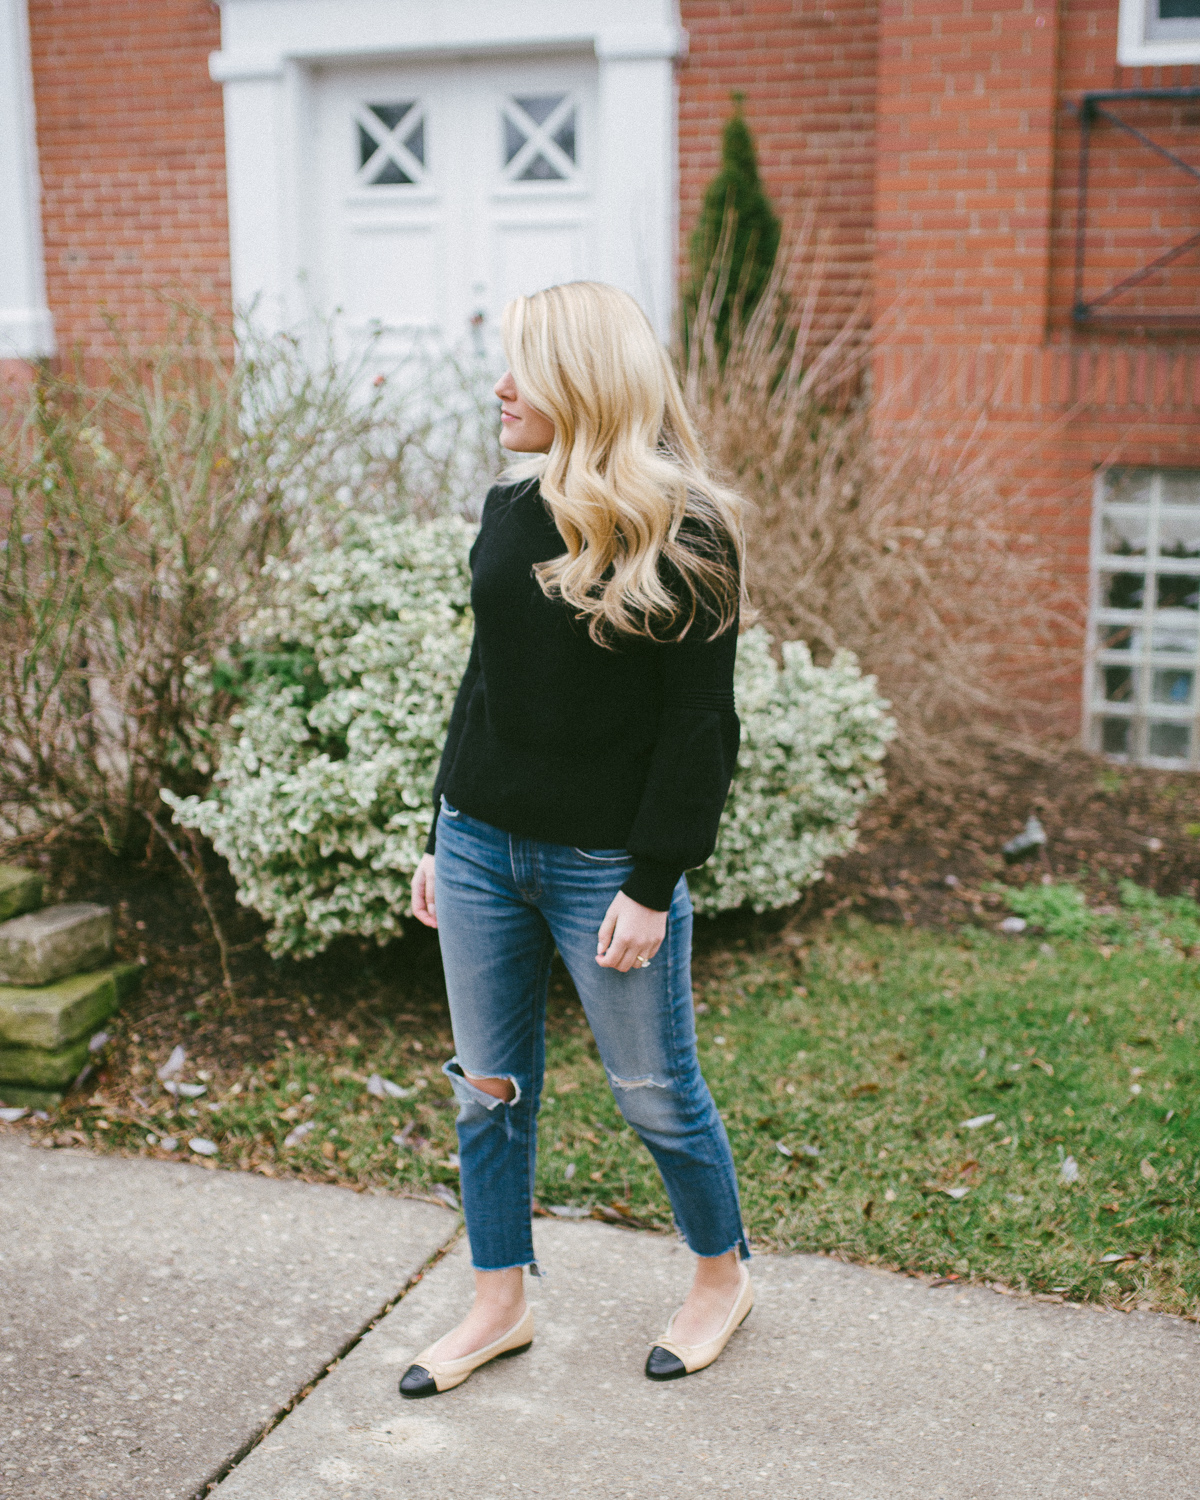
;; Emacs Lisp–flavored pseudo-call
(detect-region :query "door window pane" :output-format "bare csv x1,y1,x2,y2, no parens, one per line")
355,101,426,187
514,94,564,128
501,94,579,184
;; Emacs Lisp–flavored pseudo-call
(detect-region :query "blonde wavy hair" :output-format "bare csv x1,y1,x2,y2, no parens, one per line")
501,281,746,645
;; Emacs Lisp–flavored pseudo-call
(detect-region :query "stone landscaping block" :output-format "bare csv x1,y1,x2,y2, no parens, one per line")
0,1033,91,1089
0,903,114,986
0,964,141,1051
0,1082,63,1108
0,865,43,923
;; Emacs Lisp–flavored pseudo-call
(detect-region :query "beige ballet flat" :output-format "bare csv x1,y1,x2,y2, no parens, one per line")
644,1265,753,1380
399,1305,534,1398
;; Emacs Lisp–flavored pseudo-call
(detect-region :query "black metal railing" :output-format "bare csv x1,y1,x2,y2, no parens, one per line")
1073,88,1200,328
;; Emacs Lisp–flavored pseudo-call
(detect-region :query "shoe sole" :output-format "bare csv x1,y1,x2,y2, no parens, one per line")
399,1340,532,1400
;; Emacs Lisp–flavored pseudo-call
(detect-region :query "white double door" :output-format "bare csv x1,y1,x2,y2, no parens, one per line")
313,53,598,364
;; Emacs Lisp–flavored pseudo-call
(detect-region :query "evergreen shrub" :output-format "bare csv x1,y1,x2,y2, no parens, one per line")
164,517,894,956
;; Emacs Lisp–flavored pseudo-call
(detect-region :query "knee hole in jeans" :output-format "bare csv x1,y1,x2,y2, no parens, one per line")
464,1071,517,1103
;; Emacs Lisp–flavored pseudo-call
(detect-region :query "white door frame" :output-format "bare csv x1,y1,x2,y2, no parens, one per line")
0,0,54,359
210,0,686,343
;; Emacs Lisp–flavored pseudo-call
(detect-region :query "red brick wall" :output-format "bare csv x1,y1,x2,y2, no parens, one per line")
1051,2,1200,330
871,0,1200,730
678,0,879,338
28,0,232,360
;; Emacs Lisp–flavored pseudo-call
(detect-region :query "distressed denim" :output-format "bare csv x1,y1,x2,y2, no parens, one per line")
433,796,749,1273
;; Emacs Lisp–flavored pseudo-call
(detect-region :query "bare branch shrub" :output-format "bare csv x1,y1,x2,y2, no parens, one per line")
681,236,1081,785
0,310,498,853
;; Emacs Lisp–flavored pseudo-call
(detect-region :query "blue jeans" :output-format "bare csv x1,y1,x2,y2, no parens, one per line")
433,797,749,1273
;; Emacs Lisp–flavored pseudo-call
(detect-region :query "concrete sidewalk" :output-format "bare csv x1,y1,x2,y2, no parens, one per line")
3,1132,1198,1500
0,1133,454,1500
210,1219,1200,1500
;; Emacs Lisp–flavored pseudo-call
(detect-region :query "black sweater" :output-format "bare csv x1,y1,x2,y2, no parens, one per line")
425,480,741,911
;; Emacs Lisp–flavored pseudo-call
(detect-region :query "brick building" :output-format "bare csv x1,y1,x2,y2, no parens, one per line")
2,0,1200,762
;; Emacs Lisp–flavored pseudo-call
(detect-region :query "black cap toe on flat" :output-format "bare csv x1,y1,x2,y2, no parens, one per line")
399,1364,438,1398
644,1346,687,1381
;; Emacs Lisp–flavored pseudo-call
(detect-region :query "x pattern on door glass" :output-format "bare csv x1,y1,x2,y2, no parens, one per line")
1090,466,1200,767
501,94,578,183
354,101,427,187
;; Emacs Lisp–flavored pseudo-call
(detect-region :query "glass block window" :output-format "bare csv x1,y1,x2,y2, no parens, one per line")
500,94,578,183
1089,467,1200,766
354,101,427,187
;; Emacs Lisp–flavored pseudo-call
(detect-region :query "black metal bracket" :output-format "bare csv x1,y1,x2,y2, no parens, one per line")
1072,87,1200,329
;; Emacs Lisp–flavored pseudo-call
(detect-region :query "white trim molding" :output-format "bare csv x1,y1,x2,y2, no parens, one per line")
211,0,686,341
1118,0,1200,67
0,0,54,359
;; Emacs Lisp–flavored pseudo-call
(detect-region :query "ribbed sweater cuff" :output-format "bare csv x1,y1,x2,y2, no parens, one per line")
621,858,683,913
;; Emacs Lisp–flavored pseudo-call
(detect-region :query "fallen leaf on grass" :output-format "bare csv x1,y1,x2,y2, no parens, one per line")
429,1184,459,1210
366,1074,412,1100
546,1205,591,1219
564,1161,576,1180
848,1083,880,1098
283,1122,315,1148
961,1113,996,1130
1100,1251,1140,1264
163,1081,206,1099
88,1032,110,1053
391,1122,415,1146
189,1138,218,1157
0,1107,29,1123
943,1186,971,1200
159,1136,178,1151
775,1141,794,1158
1060,1156,1080,1183
1140,1159,1158,1183
593,1202,653,1230
1031,1058,1054,1076
157,1046,186,1082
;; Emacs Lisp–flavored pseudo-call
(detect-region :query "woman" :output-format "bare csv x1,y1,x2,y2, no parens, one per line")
404,281,751,1398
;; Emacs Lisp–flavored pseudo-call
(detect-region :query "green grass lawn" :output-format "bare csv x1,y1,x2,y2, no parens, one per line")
38,919,1199,1318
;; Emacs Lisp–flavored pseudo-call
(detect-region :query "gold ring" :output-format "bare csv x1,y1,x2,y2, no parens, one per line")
635,955,651,968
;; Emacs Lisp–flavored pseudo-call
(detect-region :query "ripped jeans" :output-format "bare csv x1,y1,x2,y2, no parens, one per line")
433,797,749,1273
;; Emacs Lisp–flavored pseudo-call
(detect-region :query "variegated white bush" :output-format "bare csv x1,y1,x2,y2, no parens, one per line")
165,523,894,956
163,513,476,957
687,626,896,916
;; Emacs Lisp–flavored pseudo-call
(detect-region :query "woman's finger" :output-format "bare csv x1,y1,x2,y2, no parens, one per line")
411,861,437,928
596,899,619,958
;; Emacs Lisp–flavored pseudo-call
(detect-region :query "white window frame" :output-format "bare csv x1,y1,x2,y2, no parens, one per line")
1086,467,1200,770
209,0,687,344
1118,0,1200,66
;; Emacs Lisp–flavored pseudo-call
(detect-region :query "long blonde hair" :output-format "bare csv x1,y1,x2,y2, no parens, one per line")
501,281,745,645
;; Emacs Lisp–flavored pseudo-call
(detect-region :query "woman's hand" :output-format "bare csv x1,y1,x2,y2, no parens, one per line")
411,853,437,928
596,890,667,972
